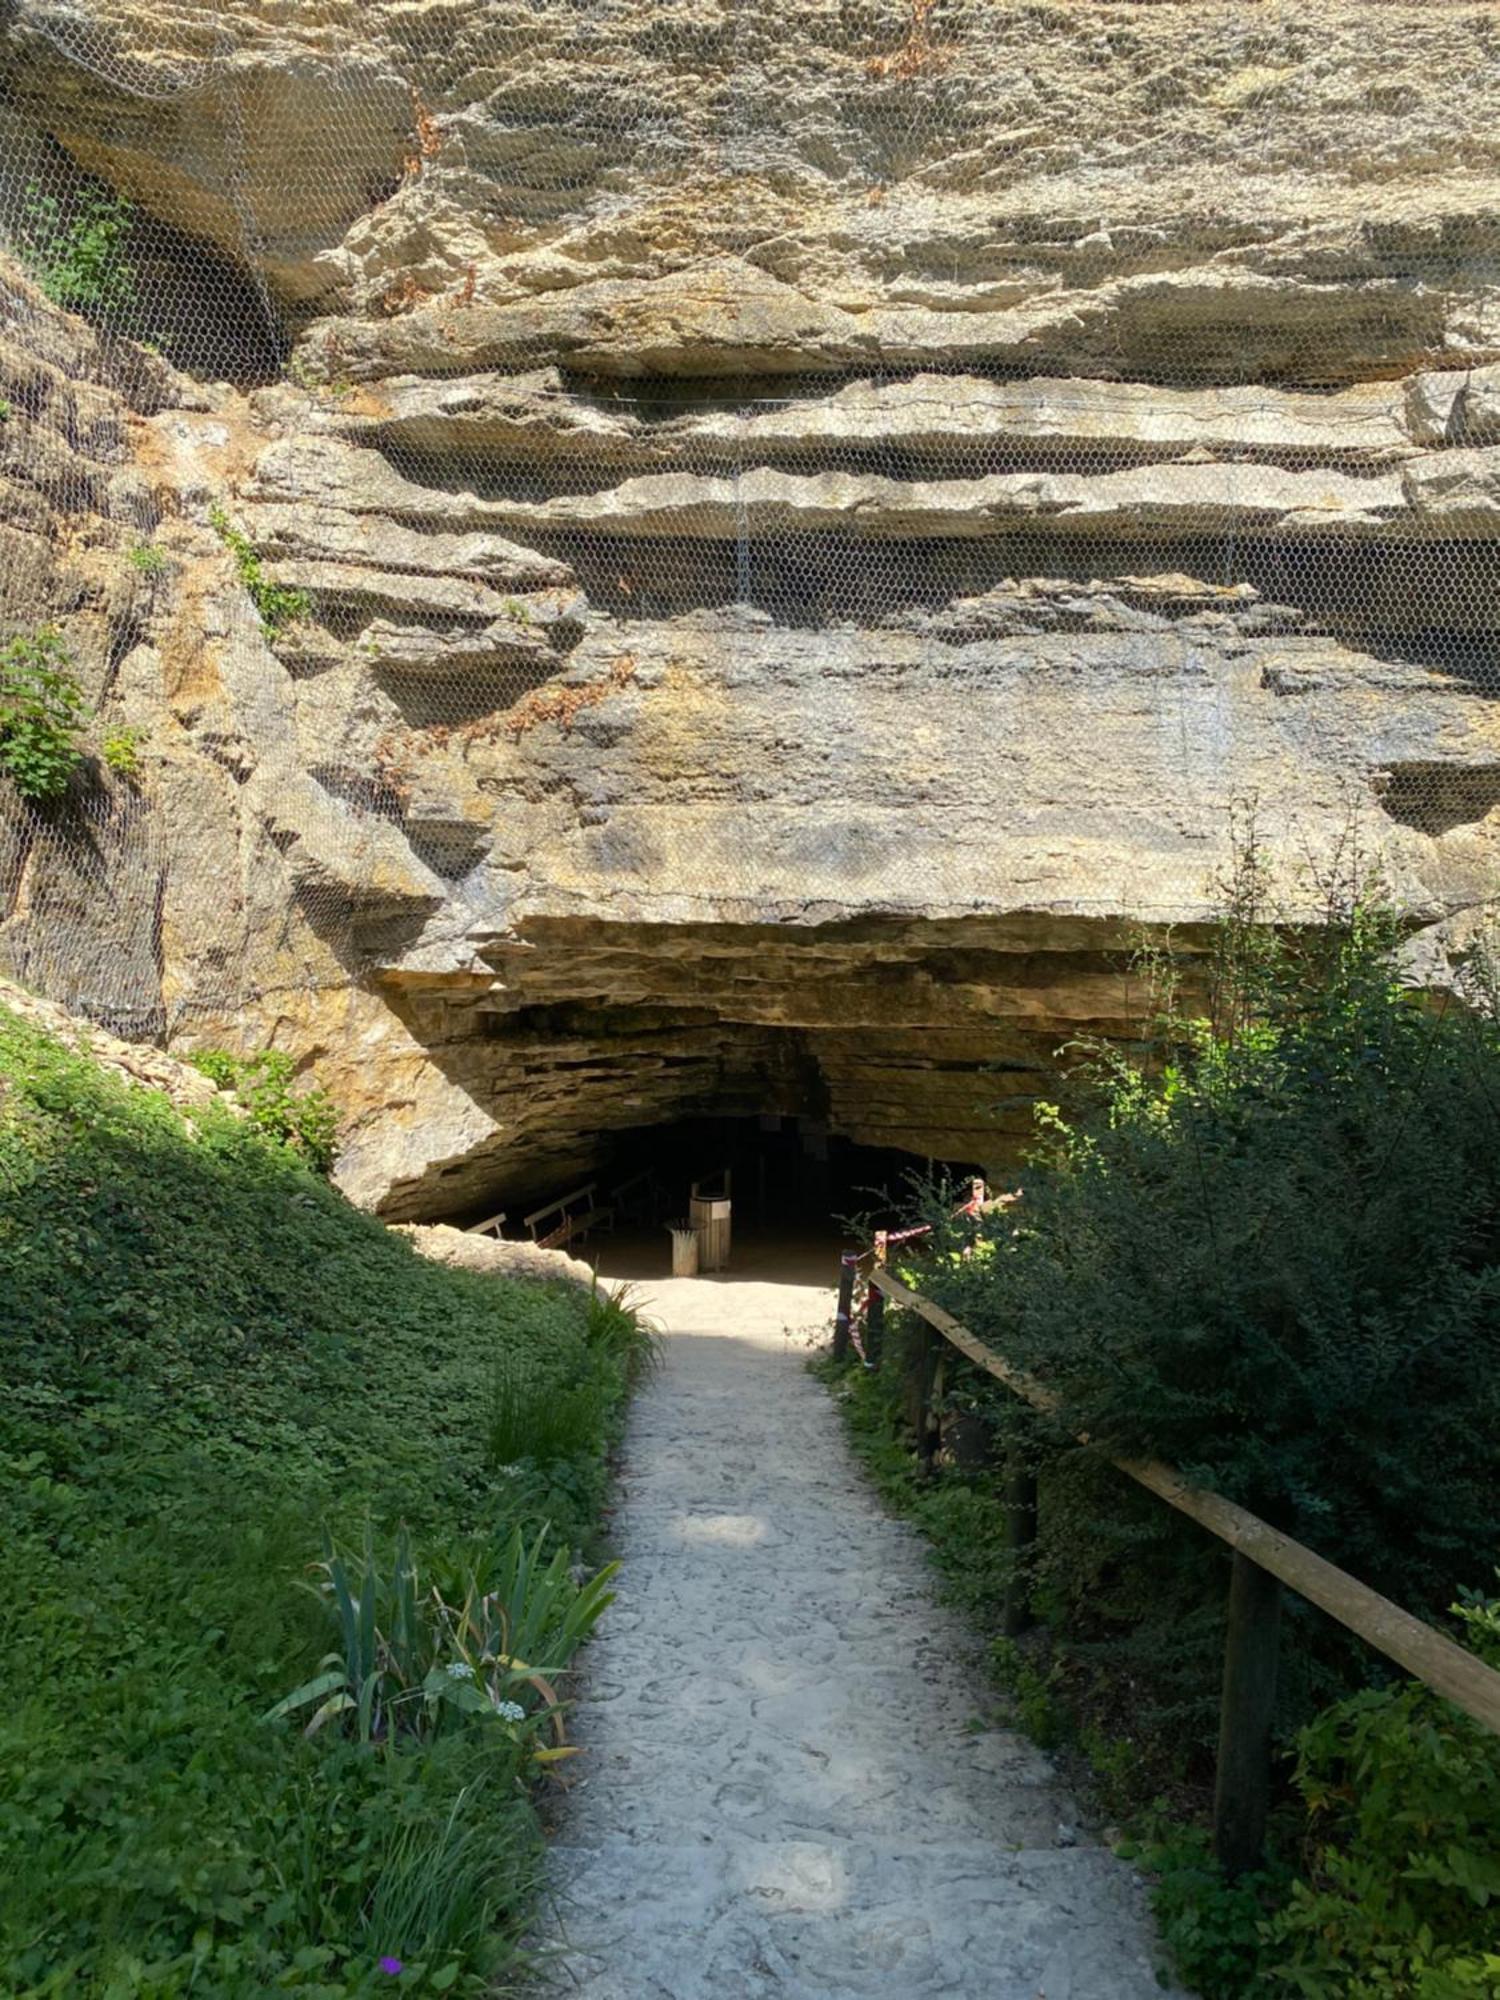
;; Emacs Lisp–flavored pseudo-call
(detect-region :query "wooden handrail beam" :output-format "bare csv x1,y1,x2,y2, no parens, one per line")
523,1181,598,1234
869,1265,1500,1739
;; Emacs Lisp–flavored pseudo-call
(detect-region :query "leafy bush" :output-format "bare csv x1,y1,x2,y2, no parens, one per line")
0,1002,638,1994
922,851,1500,1664
828,838,1500,1996
0,626,86,801
19,182,136,319
100,723,143,777
1139,1824,1286,2000
209,506,311,638
189,1045,340,1172
127,542,167,576
1263,1589,1500,1997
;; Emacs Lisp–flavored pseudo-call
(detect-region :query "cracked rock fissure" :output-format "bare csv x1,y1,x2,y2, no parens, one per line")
541,1272,1179,2000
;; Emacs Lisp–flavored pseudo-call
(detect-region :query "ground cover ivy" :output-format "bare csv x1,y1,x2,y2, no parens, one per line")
0,1002,638,1995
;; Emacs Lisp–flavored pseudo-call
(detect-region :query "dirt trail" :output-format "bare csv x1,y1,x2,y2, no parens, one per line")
544,1271,1177,1999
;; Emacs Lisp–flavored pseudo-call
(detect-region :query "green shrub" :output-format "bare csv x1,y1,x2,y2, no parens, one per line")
839,837,1500,1997
209,506,311,638
0,625,86,801
0,1002,636,1994
100,723,143,777
127,541,167,577
189,1045,340,1172
267,1521,615,1758
19,182,136,319
1262,1589,1500,1997
922,852,1500,1671
1137,1824,1286,2000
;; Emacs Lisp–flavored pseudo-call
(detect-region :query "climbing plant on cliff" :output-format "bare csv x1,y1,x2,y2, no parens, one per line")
0,625,86,801
189,1046,340,1172
209,506,311,639
19,181,136,320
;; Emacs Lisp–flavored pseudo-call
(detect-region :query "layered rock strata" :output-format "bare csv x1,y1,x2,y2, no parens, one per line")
2,1,1500,1214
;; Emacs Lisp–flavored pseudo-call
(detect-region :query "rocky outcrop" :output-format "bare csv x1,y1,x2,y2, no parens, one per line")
3,2,1500,1219
0,973,229,1114
392,1221,595,1289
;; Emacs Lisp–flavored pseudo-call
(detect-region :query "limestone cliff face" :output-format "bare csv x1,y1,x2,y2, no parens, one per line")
2,1,1499,1215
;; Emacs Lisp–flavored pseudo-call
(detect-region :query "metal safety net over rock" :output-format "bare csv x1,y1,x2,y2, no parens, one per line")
2,0,1500,1213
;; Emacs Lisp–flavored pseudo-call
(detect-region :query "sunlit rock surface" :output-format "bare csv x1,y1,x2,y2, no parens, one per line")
3,1,1500,1212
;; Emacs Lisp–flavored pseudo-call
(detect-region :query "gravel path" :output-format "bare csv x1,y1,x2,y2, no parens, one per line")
543,1272,1177,1999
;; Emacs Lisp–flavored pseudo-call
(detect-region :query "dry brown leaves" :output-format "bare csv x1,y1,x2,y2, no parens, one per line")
379,272,433,317
402,89,444,181
866,0,949,81
504,654,637,740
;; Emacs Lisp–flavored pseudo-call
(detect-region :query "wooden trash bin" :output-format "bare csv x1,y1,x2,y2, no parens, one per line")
666,1222,700,1277
690,1194,731,1271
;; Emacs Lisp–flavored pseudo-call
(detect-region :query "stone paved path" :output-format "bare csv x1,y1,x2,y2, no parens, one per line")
543,1272,1177,1999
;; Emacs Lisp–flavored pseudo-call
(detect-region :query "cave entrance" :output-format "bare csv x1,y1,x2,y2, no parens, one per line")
401,911,1120,1262
488,1110,982,1288
620,1108,961,1232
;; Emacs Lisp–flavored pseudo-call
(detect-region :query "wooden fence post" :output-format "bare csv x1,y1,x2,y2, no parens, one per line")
866,1235,888,1369
915,1326,941,1478
1002,1455,1038,1637
833,1253,857,1363
1213,1552,1282,1877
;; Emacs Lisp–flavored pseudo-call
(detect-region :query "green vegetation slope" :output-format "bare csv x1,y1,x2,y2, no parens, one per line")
0,1000,634,1997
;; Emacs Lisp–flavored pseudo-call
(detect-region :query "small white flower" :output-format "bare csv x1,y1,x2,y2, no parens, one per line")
445,1660,476,1681
491,1697,525,1721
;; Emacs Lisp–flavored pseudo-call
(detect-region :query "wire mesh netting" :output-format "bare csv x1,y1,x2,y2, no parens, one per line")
1,0,1498,1070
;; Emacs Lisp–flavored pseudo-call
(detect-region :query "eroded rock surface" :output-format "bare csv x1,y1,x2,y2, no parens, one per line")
393,1220,594,1289
2,2,1500,1216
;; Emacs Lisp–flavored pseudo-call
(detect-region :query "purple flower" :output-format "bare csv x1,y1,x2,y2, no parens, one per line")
379,1957,403,1976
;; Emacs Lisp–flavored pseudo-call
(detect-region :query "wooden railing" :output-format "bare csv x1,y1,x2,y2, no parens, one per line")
690,1167,732,1204
464,1207,507,1239
522,1181,614,1250
607,1168,665,1228
833,1252,1500,1875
